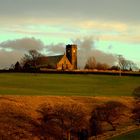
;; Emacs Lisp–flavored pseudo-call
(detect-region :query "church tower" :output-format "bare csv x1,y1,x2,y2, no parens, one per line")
66,44,77,69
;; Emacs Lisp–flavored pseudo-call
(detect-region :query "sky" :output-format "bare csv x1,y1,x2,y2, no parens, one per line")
0,0,140,69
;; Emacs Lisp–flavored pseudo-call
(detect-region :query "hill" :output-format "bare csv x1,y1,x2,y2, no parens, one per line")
0,96,135,140
0,73,139,96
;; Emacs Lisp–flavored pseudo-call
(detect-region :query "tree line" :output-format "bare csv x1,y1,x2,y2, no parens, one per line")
9,49,139,72
85,56,139,71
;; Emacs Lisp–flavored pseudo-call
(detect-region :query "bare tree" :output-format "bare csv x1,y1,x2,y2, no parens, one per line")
96,62,110,70
90,101,127,135
118,55,128,71
21,49,43,71
117,55,138,71
37,103,61,140
127,60,139,71
110,65,120,71
132,86,140,101
84,57,96,69
14,61,22,72
85,56,110,70
37,103,87,140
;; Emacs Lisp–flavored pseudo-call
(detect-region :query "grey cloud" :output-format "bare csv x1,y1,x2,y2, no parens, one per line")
45,37,116,68
44,43,65,55
0,39,65,69
0,38,45,69
0,50,24,69
0,38,44,51
72,37,116,68
0,0,140,23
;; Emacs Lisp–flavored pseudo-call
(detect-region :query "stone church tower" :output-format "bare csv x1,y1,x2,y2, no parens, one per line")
66,44,77,69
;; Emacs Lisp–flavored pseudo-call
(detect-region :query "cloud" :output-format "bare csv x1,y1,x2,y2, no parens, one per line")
0,38,44,51
44,37,116,68
99,34,140,44
0,38,45,68
0,50,24,69
1,17,140,45
0,0,140,24
44,43,65,55
0,38,66,69
79,21,128,32
72,37,116,68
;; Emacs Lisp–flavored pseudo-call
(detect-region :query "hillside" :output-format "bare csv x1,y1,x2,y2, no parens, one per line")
0,73,140,96
0,96,137,140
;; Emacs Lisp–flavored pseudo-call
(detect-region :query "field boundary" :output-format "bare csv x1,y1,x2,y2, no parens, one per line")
0,69,140,76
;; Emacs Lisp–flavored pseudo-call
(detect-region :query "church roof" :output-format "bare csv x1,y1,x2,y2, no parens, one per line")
37,55,64,68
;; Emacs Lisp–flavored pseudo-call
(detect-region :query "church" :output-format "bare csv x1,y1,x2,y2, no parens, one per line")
37,44,77,70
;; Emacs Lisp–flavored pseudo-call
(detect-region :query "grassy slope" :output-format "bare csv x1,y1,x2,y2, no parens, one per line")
0,73,139,96
108,129,140,140
0,96,135,140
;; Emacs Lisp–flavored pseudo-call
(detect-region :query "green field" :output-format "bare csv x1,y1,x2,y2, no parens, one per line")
108,129,140,140
0,73,139,96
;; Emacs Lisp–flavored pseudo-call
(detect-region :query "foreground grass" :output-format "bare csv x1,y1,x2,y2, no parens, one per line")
108,129,140,140
0,73,139,96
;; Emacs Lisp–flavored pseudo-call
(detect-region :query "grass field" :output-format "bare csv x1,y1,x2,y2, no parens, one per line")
108,129,140,140
0,73,139,96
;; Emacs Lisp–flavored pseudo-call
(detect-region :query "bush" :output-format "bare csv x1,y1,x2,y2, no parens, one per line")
132,86,140,100
37,103,87,140
0,103,38,140
90,101,127,136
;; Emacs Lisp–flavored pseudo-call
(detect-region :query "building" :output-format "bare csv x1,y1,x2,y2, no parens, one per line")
38,44,77,70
